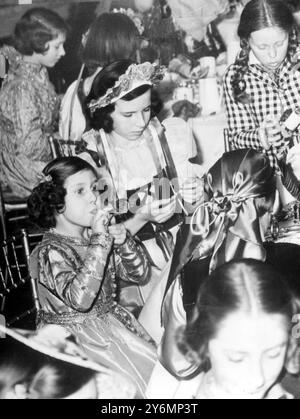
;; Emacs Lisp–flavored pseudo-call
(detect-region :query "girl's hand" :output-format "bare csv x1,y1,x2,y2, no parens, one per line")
108,218,127,246
136,196,177,224
91,209,110,235
260,116,288,150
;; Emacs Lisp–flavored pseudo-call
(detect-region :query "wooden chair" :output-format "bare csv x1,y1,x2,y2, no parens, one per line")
0,229,41,329
0,184,28,241
48,136,86,159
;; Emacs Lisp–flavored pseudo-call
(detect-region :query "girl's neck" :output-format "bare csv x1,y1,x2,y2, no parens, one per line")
111,130,143,148
54,219,87,240
23,54,42,67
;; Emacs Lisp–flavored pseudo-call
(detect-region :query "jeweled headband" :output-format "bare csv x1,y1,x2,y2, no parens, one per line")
88,62,166,114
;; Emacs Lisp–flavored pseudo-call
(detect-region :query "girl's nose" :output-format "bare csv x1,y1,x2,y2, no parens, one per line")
269,47,277,60
60,46,65,57
247,362,265,393
135,112,147,128
90,189,98,203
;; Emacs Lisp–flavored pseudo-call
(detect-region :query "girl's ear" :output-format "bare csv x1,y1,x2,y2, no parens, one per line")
285,335,300,375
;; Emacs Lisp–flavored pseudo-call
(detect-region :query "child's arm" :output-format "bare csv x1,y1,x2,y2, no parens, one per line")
39,233,113,312
223,66,263,151
114,232,151,286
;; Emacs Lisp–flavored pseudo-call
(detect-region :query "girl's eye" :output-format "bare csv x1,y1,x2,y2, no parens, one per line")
267,350,282,359
76,188,85,195
123,114,133,118
144,107,151,113
228,356,245,364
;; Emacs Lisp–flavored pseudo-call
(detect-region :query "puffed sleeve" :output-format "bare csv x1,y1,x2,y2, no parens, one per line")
223,65,262,151
36,233,113,312
114,232,151,286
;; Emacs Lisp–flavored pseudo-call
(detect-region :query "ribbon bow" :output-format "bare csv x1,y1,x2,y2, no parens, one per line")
37,173,52,184
190,171,266,273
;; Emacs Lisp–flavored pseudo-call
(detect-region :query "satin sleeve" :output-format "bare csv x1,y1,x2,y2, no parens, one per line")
38,233,113,312
115,233,151,286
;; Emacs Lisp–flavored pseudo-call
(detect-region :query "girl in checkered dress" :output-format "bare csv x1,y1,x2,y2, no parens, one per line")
223,0,300,176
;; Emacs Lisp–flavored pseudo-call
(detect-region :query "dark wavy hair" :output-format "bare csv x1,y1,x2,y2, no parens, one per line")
27,157,97,229
232,0,299,103
80,13,140,75
177,259,296,374
14,8,68,56
85,59,162,133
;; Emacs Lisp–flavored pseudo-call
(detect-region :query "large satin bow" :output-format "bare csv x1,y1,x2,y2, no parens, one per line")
190,171,267,273
164,149,275,298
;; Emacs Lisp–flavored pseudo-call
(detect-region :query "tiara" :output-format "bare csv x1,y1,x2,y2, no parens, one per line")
112,8,145,35
88,62,166,113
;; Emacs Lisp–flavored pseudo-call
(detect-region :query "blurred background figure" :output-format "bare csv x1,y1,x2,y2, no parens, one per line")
0,325,137,399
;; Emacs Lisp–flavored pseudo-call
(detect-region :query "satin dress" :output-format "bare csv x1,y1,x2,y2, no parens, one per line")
30,230,157,398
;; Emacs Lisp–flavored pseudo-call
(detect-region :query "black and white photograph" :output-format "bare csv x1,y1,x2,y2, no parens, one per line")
1,0,300,402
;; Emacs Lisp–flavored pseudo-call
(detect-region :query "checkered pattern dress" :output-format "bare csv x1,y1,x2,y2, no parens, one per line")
223,59,300,171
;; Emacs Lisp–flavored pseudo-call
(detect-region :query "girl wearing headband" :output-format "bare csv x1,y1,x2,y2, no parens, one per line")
83,59,204,314
59,12,141,142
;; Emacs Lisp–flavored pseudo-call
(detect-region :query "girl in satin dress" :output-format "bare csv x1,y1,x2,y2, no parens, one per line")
28,156,157,398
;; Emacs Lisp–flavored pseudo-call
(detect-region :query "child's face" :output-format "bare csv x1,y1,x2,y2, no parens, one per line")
60,170,99,229
208,311,289,399
249,27,289,72
38,33,66,68
111,89,152,141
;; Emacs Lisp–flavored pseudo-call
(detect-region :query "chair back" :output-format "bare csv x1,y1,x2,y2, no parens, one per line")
0,183,29,241
0,229,41,328
48,136,85,159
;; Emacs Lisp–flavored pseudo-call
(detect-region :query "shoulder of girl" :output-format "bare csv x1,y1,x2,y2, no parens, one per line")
223,64,237,81
163,116,188,130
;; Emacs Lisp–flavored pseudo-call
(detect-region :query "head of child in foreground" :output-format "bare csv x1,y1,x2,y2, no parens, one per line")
28,157,101,232
177,259,300,399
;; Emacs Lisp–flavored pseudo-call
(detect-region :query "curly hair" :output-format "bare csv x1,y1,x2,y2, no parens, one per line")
80,13,140,75
232,0,299,103
14,8,68,56
176,259,296,374
27,157,97,229
85,59,162,133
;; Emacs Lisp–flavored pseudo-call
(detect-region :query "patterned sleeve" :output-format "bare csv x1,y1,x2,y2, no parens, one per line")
8,81,52,161
223,66,263,152
38,233,113,312
114,232,151,285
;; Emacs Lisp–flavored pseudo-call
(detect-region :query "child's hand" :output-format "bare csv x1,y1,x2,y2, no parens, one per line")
108,218,127,246
136,196,177,224
91,209,110,235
